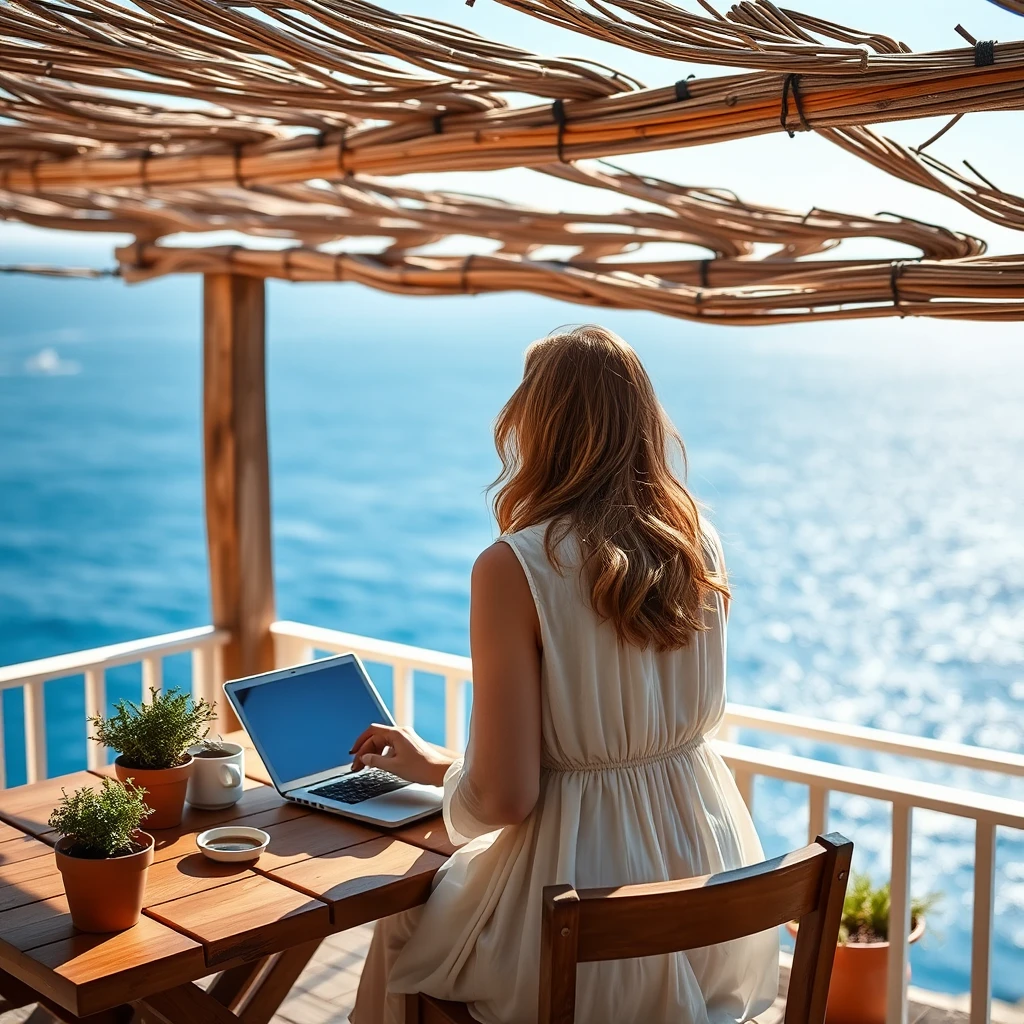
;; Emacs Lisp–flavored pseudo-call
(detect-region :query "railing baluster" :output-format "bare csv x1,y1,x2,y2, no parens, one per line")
808,785,829,843
887,801,912,1024
393,663,415,729
84,668,105,769
213,643,225,691
273,634,313,669
444,676,467,752
191,646,216,709
971,821,997,1024
732,767,754,814
23,681,47,783
0,693,6,789
142,656,162,695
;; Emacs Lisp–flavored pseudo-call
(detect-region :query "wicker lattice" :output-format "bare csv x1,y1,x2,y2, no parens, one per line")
2,0,1023,323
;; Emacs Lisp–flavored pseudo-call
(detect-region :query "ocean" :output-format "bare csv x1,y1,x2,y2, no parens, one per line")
1,266,1022,999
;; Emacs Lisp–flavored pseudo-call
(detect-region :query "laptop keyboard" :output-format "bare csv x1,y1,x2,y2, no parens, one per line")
309,768,410,805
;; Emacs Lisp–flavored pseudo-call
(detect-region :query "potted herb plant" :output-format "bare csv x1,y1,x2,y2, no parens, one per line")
49,778,154,932
789,873,940,1024
90,686,217,828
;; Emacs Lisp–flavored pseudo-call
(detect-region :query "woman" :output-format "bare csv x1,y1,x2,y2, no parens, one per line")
350,325,778,1024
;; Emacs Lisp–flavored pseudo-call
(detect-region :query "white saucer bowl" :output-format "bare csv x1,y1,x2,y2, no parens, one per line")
196,826,270,863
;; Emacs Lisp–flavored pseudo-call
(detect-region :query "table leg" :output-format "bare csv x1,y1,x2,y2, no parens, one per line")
236,939,320,1024
135,938,320,1024
136,984,239,1024
207,960,271,1011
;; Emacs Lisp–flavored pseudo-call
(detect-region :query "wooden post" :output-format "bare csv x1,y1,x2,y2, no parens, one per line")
203,274,276,727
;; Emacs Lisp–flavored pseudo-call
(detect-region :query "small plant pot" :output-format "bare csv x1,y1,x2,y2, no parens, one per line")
114,755,195,829
787,918,925,1024
54,832,154,933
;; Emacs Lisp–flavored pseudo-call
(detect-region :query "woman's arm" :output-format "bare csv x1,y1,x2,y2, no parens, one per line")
350,540,542,828
459,540,542,826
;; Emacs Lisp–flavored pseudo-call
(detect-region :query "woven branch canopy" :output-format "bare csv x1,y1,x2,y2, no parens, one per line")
3,0,1024,324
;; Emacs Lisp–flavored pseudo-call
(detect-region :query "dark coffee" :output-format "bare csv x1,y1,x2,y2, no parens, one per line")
194,748,233,759
206,836,263,852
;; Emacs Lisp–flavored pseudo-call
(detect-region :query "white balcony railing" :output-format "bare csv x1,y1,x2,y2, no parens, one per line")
1,620,1021,1024
0,626,229,785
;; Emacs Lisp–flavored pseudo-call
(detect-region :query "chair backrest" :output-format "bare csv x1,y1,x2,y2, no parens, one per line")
538,832,853,1024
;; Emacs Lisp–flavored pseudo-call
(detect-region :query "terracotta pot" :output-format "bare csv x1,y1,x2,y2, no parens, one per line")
54,832,154,933
114,755,195,829
787,918,925,1024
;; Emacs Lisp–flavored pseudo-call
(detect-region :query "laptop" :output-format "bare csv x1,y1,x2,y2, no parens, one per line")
223,653,444,827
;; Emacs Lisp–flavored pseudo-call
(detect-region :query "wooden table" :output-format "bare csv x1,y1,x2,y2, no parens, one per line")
0,732,455,1024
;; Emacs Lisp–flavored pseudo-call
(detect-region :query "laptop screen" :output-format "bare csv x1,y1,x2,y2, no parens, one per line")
231,658,389,786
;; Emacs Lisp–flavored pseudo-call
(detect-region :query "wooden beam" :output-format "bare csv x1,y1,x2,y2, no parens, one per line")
203,274,276,724
138,984,239,1024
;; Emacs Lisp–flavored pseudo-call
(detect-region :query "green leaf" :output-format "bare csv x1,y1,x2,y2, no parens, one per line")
839,872,943,944
89,687,217,770
48,778,153,858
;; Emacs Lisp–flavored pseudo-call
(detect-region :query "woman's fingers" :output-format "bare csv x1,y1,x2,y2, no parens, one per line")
349,723,401,754
351,736,385,761
351,737,390,770
349,726,376,754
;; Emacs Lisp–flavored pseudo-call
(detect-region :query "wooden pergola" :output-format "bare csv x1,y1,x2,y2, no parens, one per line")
3,0,1024,689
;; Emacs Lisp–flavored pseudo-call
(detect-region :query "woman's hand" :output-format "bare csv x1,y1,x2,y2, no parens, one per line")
349,724,454,787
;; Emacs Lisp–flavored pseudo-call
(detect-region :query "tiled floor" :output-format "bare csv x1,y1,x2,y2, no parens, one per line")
2,930,1022,1024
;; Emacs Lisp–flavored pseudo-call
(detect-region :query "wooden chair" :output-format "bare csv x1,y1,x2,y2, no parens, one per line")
406,832,852,1024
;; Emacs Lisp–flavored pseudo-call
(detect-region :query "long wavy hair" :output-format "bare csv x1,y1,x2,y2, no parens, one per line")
492,325,728,650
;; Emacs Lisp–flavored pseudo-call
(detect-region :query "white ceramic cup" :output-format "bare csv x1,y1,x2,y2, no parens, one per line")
185,742,245,810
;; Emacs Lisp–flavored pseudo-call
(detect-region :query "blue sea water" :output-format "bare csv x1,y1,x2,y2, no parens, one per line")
1,269,1022,1000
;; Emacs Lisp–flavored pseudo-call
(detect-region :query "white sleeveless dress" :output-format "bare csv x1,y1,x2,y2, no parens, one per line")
352,520,779,1024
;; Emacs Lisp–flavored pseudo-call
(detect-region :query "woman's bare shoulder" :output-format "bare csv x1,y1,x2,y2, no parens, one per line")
473,540,528,588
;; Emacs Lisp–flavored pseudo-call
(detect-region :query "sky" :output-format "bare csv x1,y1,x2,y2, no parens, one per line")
2,0,1022,275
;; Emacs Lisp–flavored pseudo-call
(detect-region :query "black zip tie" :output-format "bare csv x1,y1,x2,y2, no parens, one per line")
975,40,995,66
282,247,295,281
552,99,567,163
139,147,151,192
780,74,811,138
432,113,445,135
890,260,906,317
334,253,344,282
338,127,347,178
460,254,475,294
674,76,694,101
699,258,710,288
233,144,246,189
